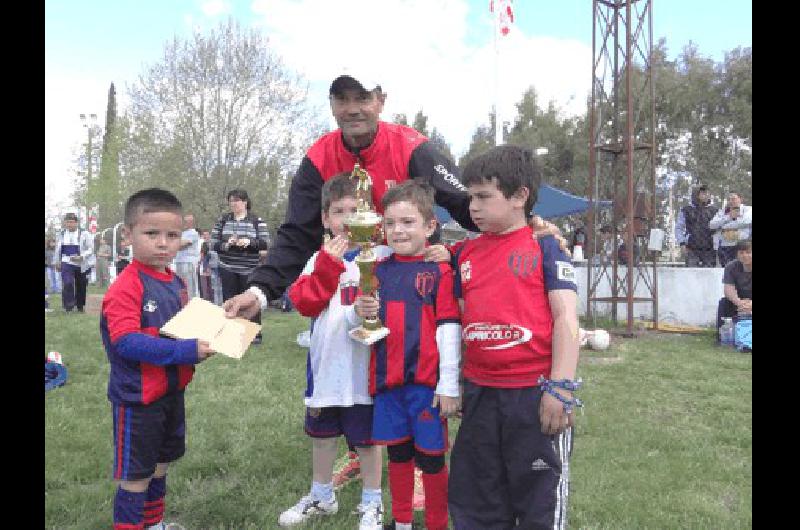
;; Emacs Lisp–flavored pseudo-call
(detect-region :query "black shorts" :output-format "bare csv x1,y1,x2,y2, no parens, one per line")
448,381,574,530
112,392,186,481
304,404,374,447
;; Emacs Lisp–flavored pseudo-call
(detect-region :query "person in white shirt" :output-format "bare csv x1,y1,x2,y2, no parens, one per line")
53,212,95,312
174,214,201,298
709,192,752,266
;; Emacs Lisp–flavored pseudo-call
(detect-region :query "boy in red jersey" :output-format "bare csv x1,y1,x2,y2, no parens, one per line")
101,189,215,530
448,145,581,530
355,181,462,530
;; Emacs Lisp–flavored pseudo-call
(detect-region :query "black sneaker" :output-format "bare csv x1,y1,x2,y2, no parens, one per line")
77,307,85,313
252,334,263,345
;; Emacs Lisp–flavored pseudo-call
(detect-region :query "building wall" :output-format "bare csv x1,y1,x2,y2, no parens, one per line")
575,265,725,326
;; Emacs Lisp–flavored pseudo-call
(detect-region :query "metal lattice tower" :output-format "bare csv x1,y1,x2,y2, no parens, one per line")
586,0,658,335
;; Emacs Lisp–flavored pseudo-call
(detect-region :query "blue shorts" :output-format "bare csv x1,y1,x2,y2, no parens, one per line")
372,385,448,455
112,392,186,481
304,404,374,447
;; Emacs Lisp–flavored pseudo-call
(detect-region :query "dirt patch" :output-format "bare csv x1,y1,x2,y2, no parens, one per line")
84,294,104,316
581,355,624,365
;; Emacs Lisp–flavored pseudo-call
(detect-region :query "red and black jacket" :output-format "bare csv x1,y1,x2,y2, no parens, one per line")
249,121,477,301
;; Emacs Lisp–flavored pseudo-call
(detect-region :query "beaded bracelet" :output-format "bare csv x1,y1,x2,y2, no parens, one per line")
537,375,584,414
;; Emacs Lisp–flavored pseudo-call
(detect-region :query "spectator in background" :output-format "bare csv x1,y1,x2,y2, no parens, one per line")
96,236,113,288
116,233,132,275
201,229,223,305
675,184,718,267
571,225,586,258
716,240,752,343
54,212,96,313
198,231,213,303
211,189,271,343
597,225,616,263
45,237,61,294
710,192,752,267
174,214,201,298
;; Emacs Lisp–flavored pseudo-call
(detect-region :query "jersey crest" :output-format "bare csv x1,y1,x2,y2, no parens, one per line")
507,250,538,278
460,260,472,283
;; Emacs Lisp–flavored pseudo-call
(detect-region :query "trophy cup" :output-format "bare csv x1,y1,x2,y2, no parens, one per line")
345,163,390,346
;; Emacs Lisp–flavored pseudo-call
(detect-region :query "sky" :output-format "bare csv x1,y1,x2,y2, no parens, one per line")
45,0,752,214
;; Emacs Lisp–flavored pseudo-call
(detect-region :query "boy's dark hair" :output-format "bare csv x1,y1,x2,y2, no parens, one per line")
64,212,78,222
227,188,251,210
321,172,358,213
461,144,540,217
735,240,752,252
124,188,183,227
381,179,436,221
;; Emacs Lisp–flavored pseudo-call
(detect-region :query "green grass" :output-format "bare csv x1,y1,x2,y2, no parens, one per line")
45,292,751,529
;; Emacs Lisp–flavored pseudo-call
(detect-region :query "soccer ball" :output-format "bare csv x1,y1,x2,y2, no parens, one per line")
587,329,610,350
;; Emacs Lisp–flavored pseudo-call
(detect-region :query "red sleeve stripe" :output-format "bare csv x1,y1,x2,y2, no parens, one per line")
385,301,406,388
415,304,438,386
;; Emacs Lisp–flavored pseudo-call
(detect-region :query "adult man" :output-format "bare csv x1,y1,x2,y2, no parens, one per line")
716,240,751,343
709,192,752,266
54,212,96,312
174,214,201,298
224,71,482,318
675,184,718,267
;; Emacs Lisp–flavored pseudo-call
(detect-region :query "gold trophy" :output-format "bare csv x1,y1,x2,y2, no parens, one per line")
345,163,390,346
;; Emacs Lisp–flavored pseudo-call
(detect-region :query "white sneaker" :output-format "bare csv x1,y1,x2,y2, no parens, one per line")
278,494,338,526
358,501,383,530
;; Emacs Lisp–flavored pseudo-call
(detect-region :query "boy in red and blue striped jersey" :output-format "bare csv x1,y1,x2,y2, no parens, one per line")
355,181,462,530
101,188,215,530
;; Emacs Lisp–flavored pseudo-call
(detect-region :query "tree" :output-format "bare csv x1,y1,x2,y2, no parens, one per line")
392,113,409,126
87,83,123,229
118,18,327,233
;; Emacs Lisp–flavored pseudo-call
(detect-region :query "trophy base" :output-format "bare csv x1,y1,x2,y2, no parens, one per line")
349,326,390,346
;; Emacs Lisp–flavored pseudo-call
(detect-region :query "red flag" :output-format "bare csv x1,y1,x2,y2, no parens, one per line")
490,0,514,36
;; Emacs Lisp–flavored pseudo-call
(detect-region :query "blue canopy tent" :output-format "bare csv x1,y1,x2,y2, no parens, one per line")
434,184,613,224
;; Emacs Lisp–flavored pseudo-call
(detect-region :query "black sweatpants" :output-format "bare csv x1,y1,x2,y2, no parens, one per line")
716,297,739,342
219,267,261,327
449,381,573,530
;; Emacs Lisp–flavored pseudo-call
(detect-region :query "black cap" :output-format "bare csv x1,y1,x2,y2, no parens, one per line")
329,72,381,96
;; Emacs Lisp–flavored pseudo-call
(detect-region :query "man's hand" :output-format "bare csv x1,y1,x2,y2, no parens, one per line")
236,238,251,248
529,216,571,256
354,294,379,320
432,394,460,418
539,390,573,435
738,299,752,314
323,235,349,261
223,292,262,320
423,244,451,263
197,340,216,361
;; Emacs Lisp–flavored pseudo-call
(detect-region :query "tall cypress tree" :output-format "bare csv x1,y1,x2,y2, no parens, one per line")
93,82,122,228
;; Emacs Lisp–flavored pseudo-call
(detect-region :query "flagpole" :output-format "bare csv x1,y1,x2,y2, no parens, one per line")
494,5,502,146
